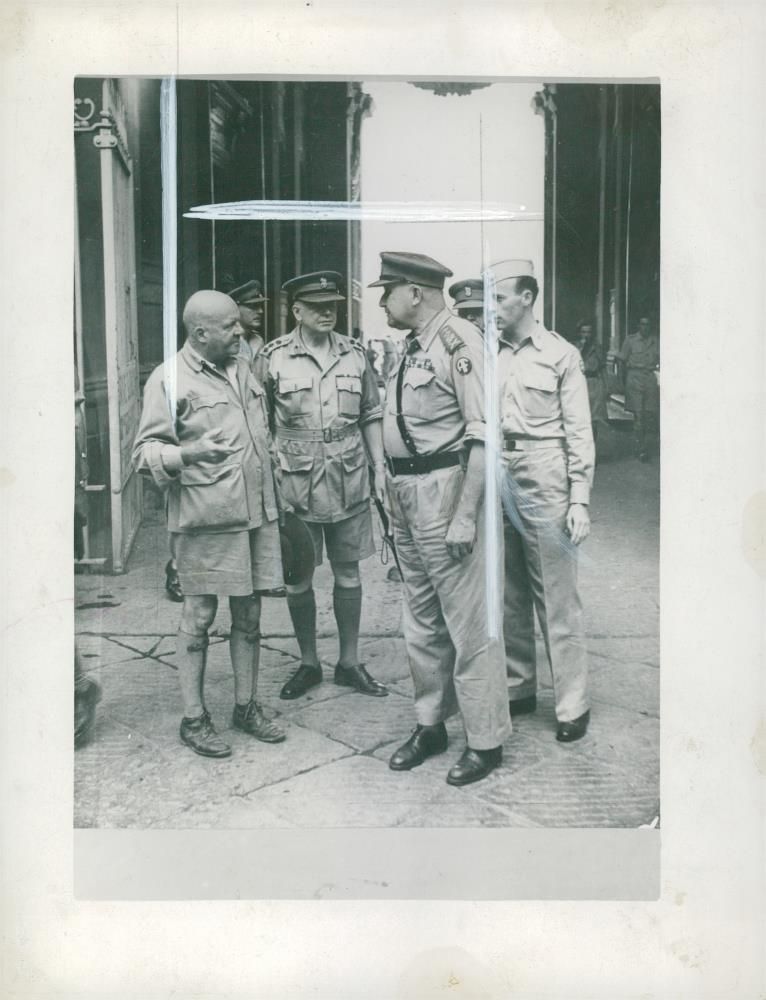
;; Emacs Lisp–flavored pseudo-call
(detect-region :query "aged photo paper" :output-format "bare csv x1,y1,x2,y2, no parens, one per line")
1,1,764,997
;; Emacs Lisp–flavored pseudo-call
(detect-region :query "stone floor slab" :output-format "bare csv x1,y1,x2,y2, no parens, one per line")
284,689,414,752
244,754,436,828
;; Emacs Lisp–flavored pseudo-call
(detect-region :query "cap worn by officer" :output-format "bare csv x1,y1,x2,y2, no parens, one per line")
368,252,453,290
282,271,346,303
449,278,485,312
278,511,316,585
488,259,536,283
228,279,268,305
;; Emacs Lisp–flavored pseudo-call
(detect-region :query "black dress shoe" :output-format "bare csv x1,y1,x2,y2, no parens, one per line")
389,723,448,771
556,709,591,743
509,694,537,717
334,662,388,697
279,663,322,700
446,746,502,786
165,560,183,603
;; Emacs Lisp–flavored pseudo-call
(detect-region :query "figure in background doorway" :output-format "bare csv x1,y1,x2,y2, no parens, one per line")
618,315,660,462
573,318,609,455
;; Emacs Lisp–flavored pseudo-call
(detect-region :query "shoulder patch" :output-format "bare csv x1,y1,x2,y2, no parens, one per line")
438,324,465,356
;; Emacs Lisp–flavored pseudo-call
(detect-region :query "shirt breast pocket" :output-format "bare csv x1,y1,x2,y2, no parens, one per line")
401,367,436,418
184,392,232,432
336,374,362,419
246,374,268,423
521,370,558,420
277,376,314,417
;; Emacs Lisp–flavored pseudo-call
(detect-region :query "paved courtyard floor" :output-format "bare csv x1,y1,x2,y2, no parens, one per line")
75,427,659,829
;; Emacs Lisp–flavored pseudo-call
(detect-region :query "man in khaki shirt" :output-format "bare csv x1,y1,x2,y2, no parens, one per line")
491,259,595,743
618,315,660,461
133,290,286,758
371,251,511,787
261,271,388,701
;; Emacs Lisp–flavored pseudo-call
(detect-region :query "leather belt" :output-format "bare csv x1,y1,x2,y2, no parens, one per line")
385,451,463,476
276,424,357,443
503,436,565,452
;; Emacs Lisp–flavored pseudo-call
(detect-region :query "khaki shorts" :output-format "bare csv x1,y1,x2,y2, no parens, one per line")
173,520,283,597
304,504,375,566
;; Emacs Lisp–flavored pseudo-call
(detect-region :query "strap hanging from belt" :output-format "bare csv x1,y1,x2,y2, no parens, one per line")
395,338,421,456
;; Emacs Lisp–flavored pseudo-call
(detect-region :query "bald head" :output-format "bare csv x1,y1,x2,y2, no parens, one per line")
182,290,243,366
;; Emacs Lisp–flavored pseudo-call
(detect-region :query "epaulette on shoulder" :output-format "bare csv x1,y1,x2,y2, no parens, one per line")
261,335,289,356
348,337,365,353
438,323,466,356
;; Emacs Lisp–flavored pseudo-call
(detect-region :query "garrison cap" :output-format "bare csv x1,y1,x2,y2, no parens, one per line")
449,278,485,311
228,279,268,305
282,271,345,303
368,252,453,290
488,259,536,283
278,511,316,585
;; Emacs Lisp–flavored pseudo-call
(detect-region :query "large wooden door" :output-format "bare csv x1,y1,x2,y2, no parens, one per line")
99,79,143,572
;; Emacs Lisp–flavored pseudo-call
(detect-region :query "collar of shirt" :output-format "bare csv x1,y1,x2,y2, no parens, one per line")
498,321,545,354
287,327,349,358
406,307,453,353
183,341,239,388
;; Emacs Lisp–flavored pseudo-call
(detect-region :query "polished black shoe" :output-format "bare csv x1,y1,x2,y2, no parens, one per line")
165,560,183,603
509,694,537,717
446,746,502,786
334,662,388,697
279,663,322,700
389,723,448,771
556,709,591,743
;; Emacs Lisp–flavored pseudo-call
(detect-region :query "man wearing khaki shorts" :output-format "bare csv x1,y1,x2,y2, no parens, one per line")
260,271,388,700
133,290,286,758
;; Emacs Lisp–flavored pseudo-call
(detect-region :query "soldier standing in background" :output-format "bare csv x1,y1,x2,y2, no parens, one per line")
618,315,660,462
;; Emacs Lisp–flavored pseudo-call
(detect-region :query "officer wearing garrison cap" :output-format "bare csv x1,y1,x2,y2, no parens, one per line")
490,259,595,743
449,278,486,334
261,271,388,700
229,279,268,370
371,251,511,786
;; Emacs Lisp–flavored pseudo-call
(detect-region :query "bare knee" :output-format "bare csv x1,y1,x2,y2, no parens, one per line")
229,594,262,637
286,569,314,596
331,561,360,589
181,595,218,636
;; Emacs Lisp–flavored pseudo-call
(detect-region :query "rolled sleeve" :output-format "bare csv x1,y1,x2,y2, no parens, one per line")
132,366,182,490
452,329,486,444
560,351,595,504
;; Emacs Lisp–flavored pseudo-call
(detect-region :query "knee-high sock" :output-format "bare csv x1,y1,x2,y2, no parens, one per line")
286,588,319,668
333,584,362,668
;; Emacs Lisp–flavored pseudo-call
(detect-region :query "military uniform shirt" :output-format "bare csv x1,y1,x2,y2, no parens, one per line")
132,341,278,533
383,308,486,458
618,333,660,371
262,327,382,523
496,323,594,505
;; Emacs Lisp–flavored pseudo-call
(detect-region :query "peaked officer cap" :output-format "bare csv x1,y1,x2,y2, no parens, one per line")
368,252,453,290
228,279,268,304
278,512,316,585
449,278,485,311
282,271,346,303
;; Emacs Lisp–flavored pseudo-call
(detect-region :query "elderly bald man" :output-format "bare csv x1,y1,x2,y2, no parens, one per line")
133,290,286,758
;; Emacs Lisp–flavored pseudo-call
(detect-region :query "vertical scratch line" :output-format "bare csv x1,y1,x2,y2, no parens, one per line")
160,77,178,421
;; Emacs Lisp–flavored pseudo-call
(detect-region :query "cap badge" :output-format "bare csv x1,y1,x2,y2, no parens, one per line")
319,277,328,289
464,286,472,297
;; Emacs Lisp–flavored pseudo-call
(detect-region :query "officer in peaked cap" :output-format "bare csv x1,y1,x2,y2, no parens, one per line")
449,278,486,334
260,270,388,701
370,251,511,787
490,257,594,744
229,279,268,369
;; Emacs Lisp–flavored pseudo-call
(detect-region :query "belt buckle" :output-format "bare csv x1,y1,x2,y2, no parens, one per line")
322,427,333,443
504,438,517,452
